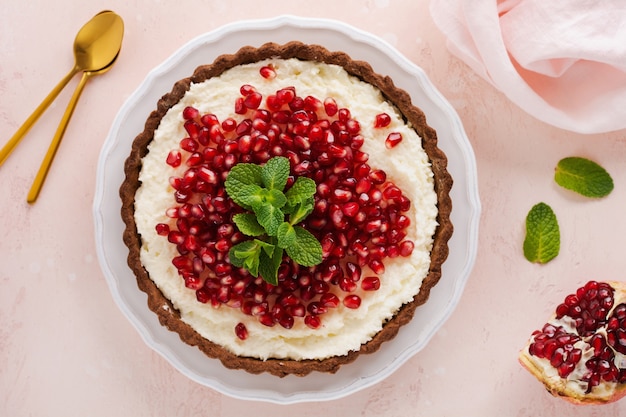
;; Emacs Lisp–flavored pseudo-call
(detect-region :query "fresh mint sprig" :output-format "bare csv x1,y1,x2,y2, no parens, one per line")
225,156,322,285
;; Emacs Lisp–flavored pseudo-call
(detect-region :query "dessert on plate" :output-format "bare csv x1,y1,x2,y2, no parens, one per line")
120,41,453,377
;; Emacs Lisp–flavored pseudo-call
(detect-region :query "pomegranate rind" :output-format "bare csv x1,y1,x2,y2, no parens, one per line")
120,41,453,377
519,280,626,404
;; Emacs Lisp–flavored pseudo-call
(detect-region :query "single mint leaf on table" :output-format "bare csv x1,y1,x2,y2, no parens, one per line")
523,202,560,264
554,157,614,198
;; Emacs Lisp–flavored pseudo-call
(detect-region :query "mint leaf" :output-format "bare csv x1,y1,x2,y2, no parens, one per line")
259,246,283,286
226,163,263,187
276,222,297,248
555,157,614,198
285,177,317,205
232,213,265,236
243,253,260,277
261,156,290,190
285,226,323,266
255,203,283,236
254,239,275,257
262,188,287,209
235,184,264,209
288,198,314,225
523,202,560,264
229,240,260,268
224,163,263,208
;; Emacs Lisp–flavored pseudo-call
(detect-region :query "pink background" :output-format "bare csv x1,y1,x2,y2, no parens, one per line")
2,1,626,415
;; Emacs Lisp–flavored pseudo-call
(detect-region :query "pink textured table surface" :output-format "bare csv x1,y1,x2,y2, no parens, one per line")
2,1,626,416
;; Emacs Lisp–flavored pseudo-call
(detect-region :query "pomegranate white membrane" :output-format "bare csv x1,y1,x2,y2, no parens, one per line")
134,58,438,360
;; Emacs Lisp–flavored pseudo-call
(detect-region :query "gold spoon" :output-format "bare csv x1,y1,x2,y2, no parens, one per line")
0,10,124,170
26,53,121,203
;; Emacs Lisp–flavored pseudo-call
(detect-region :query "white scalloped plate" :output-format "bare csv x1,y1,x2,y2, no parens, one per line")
93,15,480,404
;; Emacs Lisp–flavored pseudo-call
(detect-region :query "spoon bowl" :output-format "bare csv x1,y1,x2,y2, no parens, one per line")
73,11,125,73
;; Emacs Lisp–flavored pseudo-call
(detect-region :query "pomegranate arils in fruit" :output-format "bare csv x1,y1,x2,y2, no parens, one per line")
521,280,626,404
555,280,614,337
158,80,417,339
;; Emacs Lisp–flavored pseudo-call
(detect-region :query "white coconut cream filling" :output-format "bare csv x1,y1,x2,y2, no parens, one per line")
134,58,438,360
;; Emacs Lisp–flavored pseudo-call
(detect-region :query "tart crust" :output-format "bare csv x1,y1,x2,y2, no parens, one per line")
120,41,453,377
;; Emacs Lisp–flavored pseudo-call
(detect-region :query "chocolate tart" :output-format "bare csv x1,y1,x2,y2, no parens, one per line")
120,41,453,377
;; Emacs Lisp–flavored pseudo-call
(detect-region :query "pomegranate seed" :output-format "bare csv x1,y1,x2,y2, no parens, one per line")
323,97,338,116
385,132,403,148
383,184,402,200
182,106,199,120
338,108,351,122
339,276,357,292
361,276,381,291
320,293,340,308
333,189,352,203
271,87,290,103
277,313,295,329
215,239,230,252
244,91,263,109
369,169,387,184
259,65,276,79
304,315,322,329
369,259,385,275
200,113,218,127
155,223,170,236
308,302,327,315
180,137,199,153
399,240,415,257
166,150,182,167
258,314,275,327
234,322,248,340
343,295,361,309
240,84,257,96
341,202,360,217
289,96,304,111
374,113,391,128
288,304,306,317
234,97,247,114
345,262,361,282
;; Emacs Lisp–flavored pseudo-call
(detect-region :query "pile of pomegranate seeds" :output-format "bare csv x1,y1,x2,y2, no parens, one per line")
155,68,414,339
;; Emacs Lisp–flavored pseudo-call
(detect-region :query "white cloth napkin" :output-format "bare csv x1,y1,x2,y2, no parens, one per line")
430,0,626,134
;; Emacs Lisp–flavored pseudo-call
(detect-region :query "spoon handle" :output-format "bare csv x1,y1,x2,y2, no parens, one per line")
27,71,91,204
0,67,78,166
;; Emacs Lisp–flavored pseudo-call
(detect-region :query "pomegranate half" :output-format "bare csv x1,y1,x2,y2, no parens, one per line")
519,280,626,404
